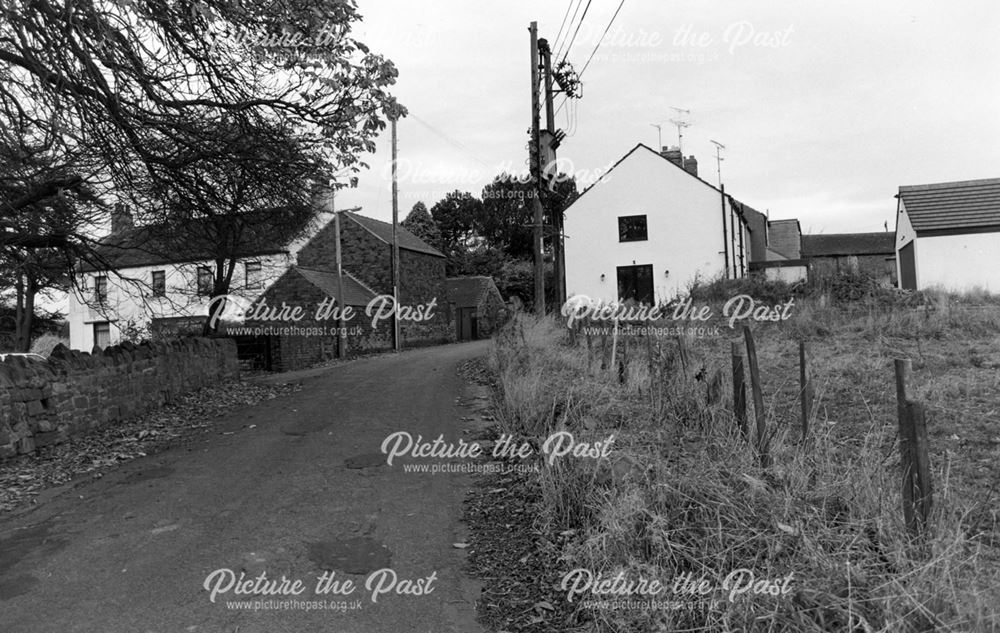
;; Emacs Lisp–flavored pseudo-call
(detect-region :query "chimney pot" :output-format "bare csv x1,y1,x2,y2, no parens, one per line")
683,155,698,177
660,145,683,167
111,202,134,234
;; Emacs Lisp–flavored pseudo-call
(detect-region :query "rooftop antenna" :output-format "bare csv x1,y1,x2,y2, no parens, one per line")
710,139,725,186
650,123,662,149
669,106,691,157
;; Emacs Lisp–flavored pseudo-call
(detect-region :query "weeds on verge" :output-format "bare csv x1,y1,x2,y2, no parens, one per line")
489,294,1000,632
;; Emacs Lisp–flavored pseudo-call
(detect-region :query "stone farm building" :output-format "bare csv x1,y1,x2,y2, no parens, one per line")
69,208,456,371
445,276,506,341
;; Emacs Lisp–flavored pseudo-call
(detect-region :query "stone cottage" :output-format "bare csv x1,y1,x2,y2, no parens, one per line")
445,276,506,340
236,211,454,370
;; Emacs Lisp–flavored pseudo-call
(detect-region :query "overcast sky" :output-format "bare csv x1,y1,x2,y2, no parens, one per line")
336,0,1000,235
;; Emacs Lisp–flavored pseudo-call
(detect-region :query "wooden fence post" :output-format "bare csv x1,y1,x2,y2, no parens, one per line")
731,342,748,438
799,341,814,443
676,335,689,377
610,316,619,376
743,326,770,467
600,329,608,371
895,359,933,535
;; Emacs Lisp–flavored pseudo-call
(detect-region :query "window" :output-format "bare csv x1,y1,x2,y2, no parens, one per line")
93,322,111,349
197,266,214,296
617,265,654,304
151,270,166,297
94,275,108,304
618,215,648,242
244,261,263,290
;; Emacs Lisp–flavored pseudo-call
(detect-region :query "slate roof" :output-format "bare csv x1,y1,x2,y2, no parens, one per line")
294,267,378,306
801,233,895,257
572,143,725,202
446,276,501,308
344,212,445,258
898,178,1000,233
79,223,288,272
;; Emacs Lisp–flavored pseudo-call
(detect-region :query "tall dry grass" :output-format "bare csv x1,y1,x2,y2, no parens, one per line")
489,302,1000,633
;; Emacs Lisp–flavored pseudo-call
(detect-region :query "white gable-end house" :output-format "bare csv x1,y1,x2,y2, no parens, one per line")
563,144,751,305
895,178,1000,292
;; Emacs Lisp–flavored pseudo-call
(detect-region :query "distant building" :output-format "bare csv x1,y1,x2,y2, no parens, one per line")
69,208,455,370
895,178,1000,292
802,232,897,286
563,144,752,304
445,276,506,340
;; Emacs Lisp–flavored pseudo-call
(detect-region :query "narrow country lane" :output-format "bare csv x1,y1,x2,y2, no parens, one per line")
0,341,492,633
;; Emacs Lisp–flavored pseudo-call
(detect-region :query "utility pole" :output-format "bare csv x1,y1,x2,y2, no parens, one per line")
390,114,401,351
710,139,725,187
329,188,347,359
529,21,545,315
540,37,564,308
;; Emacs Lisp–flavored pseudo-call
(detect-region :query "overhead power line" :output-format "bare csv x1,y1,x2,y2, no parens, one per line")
554,0,627,117
559,0,593,64
552,0,576,56
578,0,627,79
554,0,583,61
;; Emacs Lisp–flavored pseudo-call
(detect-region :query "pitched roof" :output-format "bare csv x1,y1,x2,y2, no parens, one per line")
294,267,378,306
446,276,501,308
343,211,445,258
801,233,895,257
80,223,289,272
898,178,1000,233
572,143,725,203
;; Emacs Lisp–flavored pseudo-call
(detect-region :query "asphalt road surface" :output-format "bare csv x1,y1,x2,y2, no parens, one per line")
0,340,492,633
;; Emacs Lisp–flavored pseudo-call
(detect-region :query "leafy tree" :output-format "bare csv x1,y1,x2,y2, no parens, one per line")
401,201,441,250
0,115,104,350
478,173,579,261
0,0,403,190
132,118,331,333
0,0,403,337
430,190,482,272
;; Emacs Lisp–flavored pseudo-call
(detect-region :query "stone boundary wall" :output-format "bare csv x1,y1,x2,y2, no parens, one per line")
0,338,239,459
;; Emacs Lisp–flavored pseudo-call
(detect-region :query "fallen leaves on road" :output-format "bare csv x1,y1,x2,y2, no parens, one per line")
0,379,300,514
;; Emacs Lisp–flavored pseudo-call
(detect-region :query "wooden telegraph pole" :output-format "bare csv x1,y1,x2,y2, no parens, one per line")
390,114,401,351
529,22,545,315
539,38,564,308
330,189,347,359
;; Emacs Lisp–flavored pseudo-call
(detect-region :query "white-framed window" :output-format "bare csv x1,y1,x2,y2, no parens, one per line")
93,322,111,349
94,275,108,304
151,270,166,297
245,261,263,290
197,266,214,296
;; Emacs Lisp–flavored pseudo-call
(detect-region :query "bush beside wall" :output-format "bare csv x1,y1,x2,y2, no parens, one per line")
0,337,239,460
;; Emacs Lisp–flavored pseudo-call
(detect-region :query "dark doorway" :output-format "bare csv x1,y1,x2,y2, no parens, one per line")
899,242,916,290
232,334,273,370
617,264,654,304
456,308,479,341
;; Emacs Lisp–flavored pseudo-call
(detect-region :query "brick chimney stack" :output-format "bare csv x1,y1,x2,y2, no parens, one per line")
111,202,134,234
660,145,683,167
683,155,698,177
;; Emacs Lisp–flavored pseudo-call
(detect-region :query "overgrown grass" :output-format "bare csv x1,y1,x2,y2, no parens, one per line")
489,295,1000,632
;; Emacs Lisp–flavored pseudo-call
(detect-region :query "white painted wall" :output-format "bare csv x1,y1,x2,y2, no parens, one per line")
765,265,808,284
896,199,1000,292
913,232,1000,292
67,254,290,351
564,145,746,305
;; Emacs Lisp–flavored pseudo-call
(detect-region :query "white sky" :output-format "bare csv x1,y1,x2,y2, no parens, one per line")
336,0,1000,235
